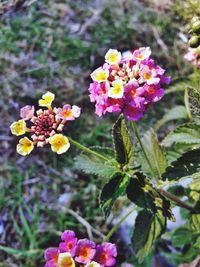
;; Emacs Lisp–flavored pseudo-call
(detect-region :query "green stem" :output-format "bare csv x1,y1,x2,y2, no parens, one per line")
131,122,155,178
158,188,194,211
184,88,192,120
103,206,137,242
68,137,109,161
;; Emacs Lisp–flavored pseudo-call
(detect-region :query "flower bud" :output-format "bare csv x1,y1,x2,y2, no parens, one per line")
191,16,199,25
192,21,200,34
189,35,200,48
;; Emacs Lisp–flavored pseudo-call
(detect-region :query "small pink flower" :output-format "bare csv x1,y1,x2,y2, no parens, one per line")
95,242,117,267
20,105,35,120
56,105,81,121
59,230,78,256
132,47,151,61
184,48,200,68
75,239,96,264
139,65,160,85
44,248,59,267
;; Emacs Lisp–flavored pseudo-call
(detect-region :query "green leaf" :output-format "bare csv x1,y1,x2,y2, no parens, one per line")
126,173,156,212
190,214,200,233
112,115,133,165
74,147,119,179
162,123,200,147
100,173,130,217
171,227,193,247
188,87,200,121
154,105,188,130
132,210,166,263
126,173,175,221
189,177,200,202
162,149,200,180
138,129,168,180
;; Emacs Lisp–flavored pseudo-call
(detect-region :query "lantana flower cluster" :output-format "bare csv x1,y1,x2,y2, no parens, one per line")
10,92,81,156
184,46,200,68
44,230,117,267
89,47,171,121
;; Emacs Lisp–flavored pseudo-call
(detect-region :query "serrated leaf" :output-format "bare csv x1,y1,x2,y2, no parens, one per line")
126,174,156,212
100,173,130,217
138,129,168,180
154,105,188,130
126,173,174,221
190,214,200,233
132,210,166,263
188,87,200,121
171,227,192,247
189,177,200,202
74,147,119,179
162,123,200,147
162,149,200,180
112,115,133,165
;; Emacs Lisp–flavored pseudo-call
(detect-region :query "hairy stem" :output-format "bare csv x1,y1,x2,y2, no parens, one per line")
158,188,194,211
68,137,109,161
103,206,137,242
131,122,155,178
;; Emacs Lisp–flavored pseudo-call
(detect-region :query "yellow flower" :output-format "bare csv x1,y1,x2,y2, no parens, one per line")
108,79,124,98
39,91,55,108
105,49,121,65
90,67,109,82
86,261,100,267
49,134,70,154
58,252,75,267
17,137,34,156
10,120,26,136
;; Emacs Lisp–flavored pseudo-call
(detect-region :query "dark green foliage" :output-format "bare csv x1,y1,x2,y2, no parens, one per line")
162,149,200,180
126,173,174,221
132,210,166,263
112,115,134,165
100,173,130,217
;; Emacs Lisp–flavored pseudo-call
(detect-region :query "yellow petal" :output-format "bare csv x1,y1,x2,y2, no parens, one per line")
90,68,109,82
105,49,121,65
86,261,101,267
108,79,124,98
10,120,26,136
39,91,55,107
58,253,75,267
49,134,70,154
16,137,34,156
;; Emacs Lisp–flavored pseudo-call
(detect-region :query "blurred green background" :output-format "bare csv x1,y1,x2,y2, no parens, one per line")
0,0,199,266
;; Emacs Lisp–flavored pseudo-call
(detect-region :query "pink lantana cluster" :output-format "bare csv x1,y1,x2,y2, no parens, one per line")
89,47,171,121
10,92,81,155
44,230,117,267
184,47,200,68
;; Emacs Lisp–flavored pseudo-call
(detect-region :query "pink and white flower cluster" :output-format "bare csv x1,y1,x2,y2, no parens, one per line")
184,47,200,68
44,230,117,267
10,92,81,155
89,47,171,121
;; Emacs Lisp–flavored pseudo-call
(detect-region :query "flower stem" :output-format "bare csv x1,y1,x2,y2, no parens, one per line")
103,206,137,243
131,122,155,178
158,188,194,211
68,137,109,161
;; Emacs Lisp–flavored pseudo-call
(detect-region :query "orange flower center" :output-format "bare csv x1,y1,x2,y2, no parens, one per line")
99,252,109,264
79,246,90,260
63,109,73,118
143,72,151,80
